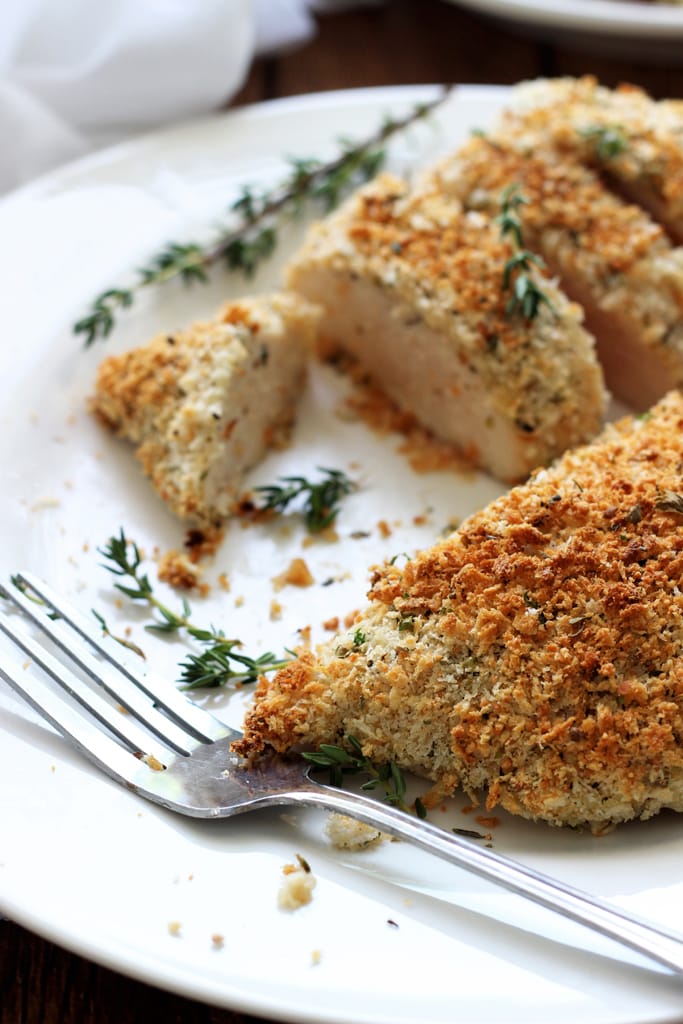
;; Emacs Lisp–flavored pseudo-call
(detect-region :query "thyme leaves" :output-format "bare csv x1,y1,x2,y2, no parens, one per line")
303,735,427,818
75,91,450,346
253,467,355,533
98,529,291,689
496,184,555,322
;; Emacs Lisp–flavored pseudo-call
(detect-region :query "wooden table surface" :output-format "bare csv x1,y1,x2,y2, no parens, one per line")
4,1,683,1022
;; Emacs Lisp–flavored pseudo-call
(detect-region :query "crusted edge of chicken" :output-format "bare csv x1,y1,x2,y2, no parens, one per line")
91,292,319,527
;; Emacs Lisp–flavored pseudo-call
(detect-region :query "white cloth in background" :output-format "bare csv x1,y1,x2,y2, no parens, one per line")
0,0,327,194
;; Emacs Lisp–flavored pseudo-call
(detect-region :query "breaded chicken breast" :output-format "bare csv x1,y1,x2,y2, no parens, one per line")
287,173,606,483
237,391,683,832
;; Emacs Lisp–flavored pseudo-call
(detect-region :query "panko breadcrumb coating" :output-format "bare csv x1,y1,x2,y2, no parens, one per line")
92,293,318,527
425,131,683,411
287,173,606,483
236,391,683,832
503,75,683,244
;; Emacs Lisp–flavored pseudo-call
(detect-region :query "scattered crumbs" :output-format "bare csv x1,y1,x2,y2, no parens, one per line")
133,752,165,772
387,919,399,929
82,541,90,553
413,514,428,526
66,414,77,427
235,595,245,607
311,949,322,967
475,815,501,830
29,411,39,424
350,530,371,540
453,827,489,840
278,854,316,911
158,549,209,594
22,660,31,671
217,572,230,592
377,519,392,539
115,597,124,609
67,555,78,567
303,531,336,549
461,804,477,816
211,934,225,951
343,610,359,629
64,480,74,491
298,625,312,647
31,496,61,512
137,812,143,818
50,765,56,773
272,557,315,591
184,525,223,563
168,921,182,937
322,616,340,632
270,599,283,621
402,897,413,908
324,812,384,850
188,873,194,881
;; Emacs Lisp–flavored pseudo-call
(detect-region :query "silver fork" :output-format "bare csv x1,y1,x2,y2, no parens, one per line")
2,572,683,975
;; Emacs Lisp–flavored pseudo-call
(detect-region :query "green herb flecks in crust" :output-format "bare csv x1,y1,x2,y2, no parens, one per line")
579,123,629,163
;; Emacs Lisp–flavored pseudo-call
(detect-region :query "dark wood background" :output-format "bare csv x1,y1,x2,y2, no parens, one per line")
4,1,683,1021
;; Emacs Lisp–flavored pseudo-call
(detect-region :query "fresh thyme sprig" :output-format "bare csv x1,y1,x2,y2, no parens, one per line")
253,467,355,533
75,90,451,346
496,184,555,322
97,529,291,688
303,735,427,818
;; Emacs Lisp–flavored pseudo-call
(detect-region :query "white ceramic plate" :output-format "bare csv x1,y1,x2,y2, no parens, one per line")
451,0,683,36
2,85,683,1024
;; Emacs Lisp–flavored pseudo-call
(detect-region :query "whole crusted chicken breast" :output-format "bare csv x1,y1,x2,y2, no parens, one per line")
237,391,683,832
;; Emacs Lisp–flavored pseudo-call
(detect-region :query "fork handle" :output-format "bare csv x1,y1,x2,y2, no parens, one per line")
280,783,683,975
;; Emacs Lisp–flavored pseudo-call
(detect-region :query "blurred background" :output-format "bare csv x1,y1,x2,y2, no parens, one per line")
2,0,682,195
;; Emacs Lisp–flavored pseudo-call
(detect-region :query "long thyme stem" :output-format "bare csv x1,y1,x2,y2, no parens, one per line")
75,89,451,346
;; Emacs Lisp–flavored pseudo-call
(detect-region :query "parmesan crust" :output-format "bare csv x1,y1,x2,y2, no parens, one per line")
503,76,683,244
287,173,606,483
236,391,683,832
425,129,683,411
91,293,318,527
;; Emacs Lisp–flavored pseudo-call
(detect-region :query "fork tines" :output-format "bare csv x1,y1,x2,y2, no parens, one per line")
0,573,231,778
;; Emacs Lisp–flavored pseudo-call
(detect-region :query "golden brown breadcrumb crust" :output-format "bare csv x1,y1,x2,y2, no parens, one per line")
236,391,683,831
503,75,683,241
287,173,606,482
